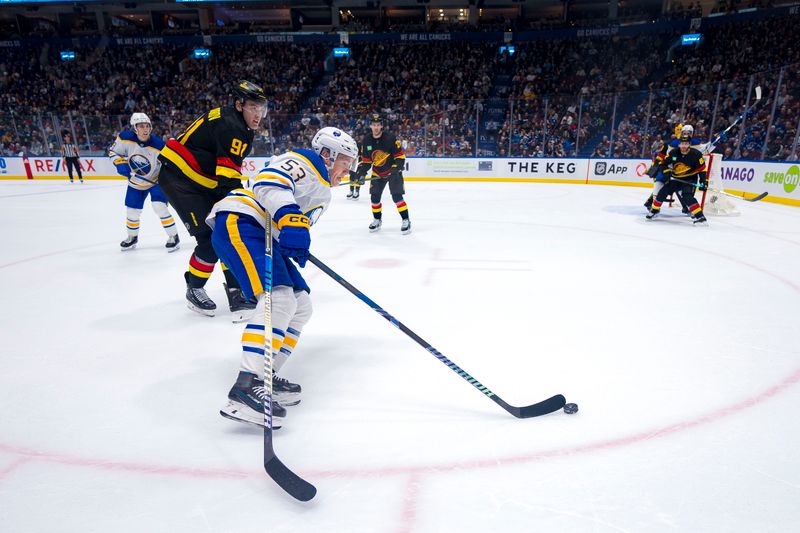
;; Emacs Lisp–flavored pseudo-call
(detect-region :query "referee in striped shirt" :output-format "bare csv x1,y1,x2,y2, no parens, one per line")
61,132,83,183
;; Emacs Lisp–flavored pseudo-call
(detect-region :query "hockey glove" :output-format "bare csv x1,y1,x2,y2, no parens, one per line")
645,164,659,179
275,205,311,267
390,168,403,180
114,161,132,180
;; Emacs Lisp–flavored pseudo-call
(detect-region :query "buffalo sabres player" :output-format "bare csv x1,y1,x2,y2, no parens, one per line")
207,127,358,427
109,113,179,251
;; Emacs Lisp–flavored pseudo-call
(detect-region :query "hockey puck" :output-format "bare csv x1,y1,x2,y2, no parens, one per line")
563,403,579,414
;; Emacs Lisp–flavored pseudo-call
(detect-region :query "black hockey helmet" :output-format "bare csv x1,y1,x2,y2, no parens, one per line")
370,112,383,124
233,80,267,104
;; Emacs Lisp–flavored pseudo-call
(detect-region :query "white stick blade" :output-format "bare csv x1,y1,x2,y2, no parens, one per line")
755,85,762,100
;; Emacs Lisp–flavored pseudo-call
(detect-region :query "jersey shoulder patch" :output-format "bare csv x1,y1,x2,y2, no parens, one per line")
118,129,138,142
148,135,166,150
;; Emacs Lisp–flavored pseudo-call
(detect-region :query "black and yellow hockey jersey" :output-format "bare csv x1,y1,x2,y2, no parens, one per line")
356,131,405,179
159,106,254,190
664,147,707,184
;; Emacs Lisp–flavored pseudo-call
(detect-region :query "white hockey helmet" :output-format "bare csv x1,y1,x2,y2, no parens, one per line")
130,113,151,127
680,124,694,136
311,127,359,171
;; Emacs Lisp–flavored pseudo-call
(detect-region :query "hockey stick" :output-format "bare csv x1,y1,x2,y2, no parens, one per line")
704,85,762,155
710,190,768,203
670,177,768,202
308,254,567,419
263,220,316,501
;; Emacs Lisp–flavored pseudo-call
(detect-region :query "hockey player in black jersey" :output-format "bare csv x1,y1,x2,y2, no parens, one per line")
158,80,268,320
646,133,708,224
353,113,411,234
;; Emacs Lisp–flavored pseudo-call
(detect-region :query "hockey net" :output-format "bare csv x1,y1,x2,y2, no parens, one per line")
701,153,739,216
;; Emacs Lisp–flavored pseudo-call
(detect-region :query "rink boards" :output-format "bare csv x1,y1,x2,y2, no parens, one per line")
1,155,798,207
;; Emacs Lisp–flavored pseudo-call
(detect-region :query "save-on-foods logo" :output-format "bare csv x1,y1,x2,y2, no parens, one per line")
764,165,799,194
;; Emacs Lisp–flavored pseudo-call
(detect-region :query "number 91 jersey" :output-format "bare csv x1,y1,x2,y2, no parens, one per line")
206,149,332,235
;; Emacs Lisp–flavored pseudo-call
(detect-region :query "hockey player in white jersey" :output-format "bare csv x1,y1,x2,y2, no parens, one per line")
207,127,358,427
109,113,180,252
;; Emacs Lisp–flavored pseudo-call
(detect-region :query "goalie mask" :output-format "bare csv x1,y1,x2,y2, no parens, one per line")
311,127,359,172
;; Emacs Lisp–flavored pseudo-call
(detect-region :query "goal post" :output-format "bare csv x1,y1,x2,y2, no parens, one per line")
701,153,740,216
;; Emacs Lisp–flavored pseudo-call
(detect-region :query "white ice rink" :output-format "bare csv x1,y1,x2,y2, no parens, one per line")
1,179,799,533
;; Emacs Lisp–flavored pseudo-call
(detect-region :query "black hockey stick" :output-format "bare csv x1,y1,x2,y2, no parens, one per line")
712,190,769,202
670,177,768,202
309,254,567,418
263,222,316,501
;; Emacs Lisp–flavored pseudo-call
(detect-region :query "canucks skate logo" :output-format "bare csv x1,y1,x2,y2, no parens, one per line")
372,150,390,167
129,154,152,176
673,162,691,176
595,162,607,175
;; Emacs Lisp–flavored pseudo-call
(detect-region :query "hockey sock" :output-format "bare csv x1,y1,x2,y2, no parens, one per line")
652,181,664,198
187,255,215,287
651,199,663,212
221,263,241,290
126,207,142,238
396,200,409,219
152,201,178,237
275,291,313,373
372,203,382,220
240,287,297,379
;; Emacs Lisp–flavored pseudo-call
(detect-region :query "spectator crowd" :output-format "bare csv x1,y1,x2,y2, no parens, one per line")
0,9,797,161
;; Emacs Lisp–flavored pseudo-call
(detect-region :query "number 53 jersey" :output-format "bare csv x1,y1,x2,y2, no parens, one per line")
206,149,332,238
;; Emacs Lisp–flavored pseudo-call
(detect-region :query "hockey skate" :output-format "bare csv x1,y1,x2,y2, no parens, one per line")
220,372,286,428
346,188,354,199
401,219,411,235
368,218,382,232
224,283,257,323
692,213,708,225
273,373,302,406
351,187,360,200
645,209,659,220
120,235,138,251
165,234,180,253
186,285,216,317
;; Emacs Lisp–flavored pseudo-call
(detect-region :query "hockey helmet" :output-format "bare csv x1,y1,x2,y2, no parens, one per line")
233,80,268,104
130,113,151,127
312,127,359,172
680,124,694,136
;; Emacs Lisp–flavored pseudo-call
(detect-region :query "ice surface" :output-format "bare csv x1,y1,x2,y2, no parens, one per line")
1,180,798,533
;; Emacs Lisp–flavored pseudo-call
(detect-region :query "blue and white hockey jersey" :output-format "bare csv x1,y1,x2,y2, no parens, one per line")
108,130,166,190
206,149,331,238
